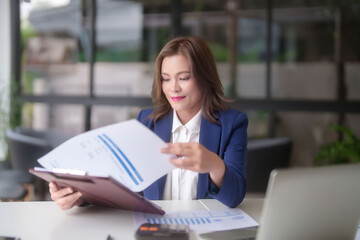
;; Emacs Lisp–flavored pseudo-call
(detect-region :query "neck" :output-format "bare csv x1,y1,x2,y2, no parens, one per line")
176,108,201,125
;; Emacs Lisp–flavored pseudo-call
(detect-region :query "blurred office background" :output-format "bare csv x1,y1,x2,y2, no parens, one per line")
0,0,359,199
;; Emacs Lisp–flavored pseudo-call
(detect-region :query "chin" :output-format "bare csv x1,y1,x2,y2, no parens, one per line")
170,105,186,112
170,106,182,111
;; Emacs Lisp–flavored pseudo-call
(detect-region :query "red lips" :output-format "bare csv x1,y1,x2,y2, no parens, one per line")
171,96,185,102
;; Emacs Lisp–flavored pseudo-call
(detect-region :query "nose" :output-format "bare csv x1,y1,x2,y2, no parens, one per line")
170,79,181,92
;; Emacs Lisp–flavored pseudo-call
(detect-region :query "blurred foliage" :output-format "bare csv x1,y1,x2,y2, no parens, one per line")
22,71,38,94
0,84,9,161
238,40,264,63
208,42,228,62
238,50,261,63
21,24,36,53
246,110,270,139
275,48,298,62
94,49,141,62
315,125,360,165
22,103,34,128
9,80,23,129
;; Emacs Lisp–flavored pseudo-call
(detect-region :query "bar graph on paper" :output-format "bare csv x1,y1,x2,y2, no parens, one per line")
134,209,259,234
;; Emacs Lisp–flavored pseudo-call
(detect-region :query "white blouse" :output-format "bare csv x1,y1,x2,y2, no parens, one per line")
162,109,202,200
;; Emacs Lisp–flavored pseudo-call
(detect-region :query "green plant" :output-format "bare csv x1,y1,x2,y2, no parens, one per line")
315,125,360,165
0,82,9,161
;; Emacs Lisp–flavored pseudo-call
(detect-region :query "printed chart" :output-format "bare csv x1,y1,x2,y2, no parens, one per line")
135,208,258,234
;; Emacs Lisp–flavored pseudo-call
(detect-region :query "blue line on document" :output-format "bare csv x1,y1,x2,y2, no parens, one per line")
102,134,144,182
190,219,195,225
147,218,151,223
206,218,211,223
97,135,139,185
169,219,173,224
201,218,206,224
164,219,168,224
196,218,200,224
185,219,190,225
175,219,179,224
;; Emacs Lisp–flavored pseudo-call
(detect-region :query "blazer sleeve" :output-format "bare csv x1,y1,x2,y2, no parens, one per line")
209,112,248,208
136,108,153,128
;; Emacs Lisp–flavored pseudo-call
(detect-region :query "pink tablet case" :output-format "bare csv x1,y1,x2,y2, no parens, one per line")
29,168,165,215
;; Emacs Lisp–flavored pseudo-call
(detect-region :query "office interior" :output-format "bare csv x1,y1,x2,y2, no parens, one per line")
0,0,359,202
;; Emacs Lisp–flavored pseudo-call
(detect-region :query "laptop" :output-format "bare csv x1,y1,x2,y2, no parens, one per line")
200,164,360,240
256,163,360,240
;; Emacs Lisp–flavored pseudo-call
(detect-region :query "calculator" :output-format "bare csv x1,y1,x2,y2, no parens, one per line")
135,223,190,240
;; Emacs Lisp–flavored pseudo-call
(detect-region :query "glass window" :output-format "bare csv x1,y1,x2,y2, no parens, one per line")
22,103,85,136
0,83,9,160
343,3,360,101
276,111,339,166
95,1,143,63
16,0,360,170
20,0,90,96
236,14,267,98
246,110,270,139
346,114,360,138
271,3,336,100
91,106,143,129
183,2,268,98
346,63,360,100
94,0,170,97
271,1,360,100
94,1,269,99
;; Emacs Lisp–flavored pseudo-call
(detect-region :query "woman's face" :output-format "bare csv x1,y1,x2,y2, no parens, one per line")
161,54,203,122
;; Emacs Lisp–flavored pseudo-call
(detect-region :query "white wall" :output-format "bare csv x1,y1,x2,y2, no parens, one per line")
0,0,11,160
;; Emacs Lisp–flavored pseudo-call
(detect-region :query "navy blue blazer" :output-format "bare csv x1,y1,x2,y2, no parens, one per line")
136,108,248,208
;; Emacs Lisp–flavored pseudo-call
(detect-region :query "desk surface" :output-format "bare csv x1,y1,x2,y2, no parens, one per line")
0,198,264,240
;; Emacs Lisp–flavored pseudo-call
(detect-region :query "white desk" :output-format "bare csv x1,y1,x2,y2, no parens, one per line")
0,198,264,240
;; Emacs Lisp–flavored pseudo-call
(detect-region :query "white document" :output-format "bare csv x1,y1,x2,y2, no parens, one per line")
134,208,259,234
38,119,175,192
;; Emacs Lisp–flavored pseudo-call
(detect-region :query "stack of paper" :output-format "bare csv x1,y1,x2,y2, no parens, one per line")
37,119,175,192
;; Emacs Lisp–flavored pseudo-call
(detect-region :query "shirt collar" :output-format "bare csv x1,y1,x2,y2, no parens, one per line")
172,109,202,133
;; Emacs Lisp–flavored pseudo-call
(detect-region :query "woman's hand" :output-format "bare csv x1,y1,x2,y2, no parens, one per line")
49,182,83,210
161,142,225,188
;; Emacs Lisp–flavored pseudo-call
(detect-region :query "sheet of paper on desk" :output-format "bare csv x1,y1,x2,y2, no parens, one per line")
37,119,175,192
134,208,259,234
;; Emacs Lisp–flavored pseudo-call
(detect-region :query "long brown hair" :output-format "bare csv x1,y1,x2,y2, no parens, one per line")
151,36,230,124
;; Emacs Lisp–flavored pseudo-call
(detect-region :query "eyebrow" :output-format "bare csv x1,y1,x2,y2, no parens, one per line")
161,71,191,76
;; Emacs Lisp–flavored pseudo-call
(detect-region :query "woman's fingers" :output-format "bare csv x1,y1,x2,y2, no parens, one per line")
73,196,85,207
49,182,59,193
49,181,83,210
56,192,82,210
161,142,196,157
50,186,74,201
169,156,194,169
165,142,220,173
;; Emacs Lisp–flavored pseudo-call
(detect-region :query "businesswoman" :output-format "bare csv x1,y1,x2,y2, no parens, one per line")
49,36,248,210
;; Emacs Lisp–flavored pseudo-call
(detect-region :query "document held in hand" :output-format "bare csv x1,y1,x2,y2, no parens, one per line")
30,119,175,214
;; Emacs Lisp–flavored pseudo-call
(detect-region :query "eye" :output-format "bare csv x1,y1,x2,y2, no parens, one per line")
179,77,190,81
161,77,170,82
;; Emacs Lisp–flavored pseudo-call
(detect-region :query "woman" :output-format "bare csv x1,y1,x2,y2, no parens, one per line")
50,36,248,210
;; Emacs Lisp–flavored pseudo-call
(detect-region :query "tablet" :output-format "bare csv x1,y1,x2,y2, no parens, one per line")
29,168,165,215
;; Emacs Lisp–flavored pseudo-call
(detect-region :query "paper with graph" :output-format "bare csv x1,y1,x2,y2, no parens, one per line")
134,208,259,234
37,119,175,192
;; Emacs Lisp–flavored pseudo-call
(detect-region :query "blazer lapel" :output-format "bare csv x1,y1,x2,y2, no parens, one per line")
145,112,173,200
153,112,173,142
197,117,222,199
